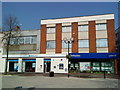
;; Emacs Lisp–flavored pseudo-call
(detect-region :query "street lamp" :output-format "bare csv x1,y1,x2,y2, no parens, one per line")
63,37,74,77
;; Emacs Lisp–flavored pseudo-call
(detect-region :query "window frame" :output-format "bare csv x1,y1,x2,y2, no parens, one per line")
96,38,108,48
46,40,56,49
47,27,56,34
62,25,71,33
78,25,88,32
78,39,89,48
96,23,107,31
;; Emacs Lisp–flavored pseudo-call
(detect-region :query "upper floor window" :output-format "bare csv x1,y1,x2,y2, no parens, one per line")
46,40,55,49
96,23,107,30
62,26,71,32
47,27,55,33
10,36,37,45
78,25,88,31
78,39,89,48
62,40,72,48
96,39,108,47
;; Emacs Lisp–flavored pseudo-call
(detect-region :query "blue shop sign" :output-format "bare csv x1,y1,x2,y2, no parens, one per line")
8,59,18,61
23,59,36,61
69,53,118,59
44,59,51,61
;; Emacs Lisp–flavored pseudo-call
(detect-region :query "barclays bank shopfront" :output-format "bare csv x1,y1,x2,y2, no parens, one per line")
69,53,118,74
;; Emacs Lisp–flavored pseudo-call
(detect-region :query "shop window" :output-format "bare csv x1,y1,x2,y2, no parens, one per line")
62,26,71,32
92,62,100,71
78,40,89,48
101,62,112,71
59,63,64,70
78,25,88,31
96,39,108,47
96,23,107,30
46,40,55,49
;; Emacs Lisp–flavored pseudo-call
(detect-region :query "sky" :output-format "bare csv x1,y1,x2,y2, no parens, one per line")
2,2,118,30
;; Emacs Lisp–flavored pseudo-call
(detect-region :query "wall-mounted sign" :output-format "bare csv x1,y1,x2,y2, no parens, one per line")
70,53,118,59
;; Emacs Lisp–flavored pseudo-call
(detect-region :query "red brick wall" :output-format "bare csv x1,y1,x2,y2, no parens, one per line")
72,22,78,53
107,19,116,52
107,19,117,74
89,21,96,53
40,25,46,54
56,23,62,53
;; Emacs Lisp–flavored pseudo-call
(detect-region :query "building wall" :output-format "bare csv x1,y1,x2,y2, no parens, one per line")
51,58,68,73
36,58,44,73
3,30,40,54
0,32,5,73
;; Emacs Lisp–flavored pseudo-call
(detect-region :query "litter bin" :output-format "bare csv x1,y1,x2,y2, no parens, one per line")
49,71,54,77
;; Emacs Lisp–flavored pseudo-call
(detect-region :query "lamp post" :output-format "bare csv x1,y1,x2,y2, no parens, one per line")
63,37,74,77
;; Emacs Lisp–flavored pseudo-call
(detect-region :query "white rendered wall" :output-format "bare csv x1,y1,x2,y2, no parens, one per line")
18,58,22,72
51,58,68,73
0,49,5,73
22,61,25,72
41,14,114,25
35,58,44,73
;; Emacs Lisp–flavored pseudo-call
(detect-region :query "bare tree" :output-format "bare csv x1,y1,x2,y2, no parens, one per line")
2,15,20,75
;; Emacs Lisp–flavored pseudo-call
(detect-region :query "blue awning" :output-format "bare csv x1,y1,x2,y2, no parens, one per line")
69,53,118,59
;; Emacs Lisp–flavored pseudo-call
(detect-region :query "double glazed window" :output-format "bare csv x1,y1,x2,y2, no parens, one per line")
47,27,55,33
96,39,108,47
46,40,55,49
96,23,107,30
78,40,89,48
78,25,88,31
62,26,71,32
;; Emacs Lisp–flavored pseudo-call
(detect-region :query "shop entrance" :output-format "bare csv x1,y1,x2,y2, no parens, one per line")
44,61,51,72
25,62,35,72
9,62,18,72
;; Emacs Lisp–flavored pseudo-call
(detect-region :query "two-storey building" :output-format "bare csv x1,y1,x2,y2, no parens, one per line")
2,29,40,73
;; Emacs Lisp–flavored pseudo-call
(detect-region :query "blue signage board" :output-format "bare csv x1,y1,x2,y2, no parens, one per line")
69,53,118,59
23,59,36,61
8,59,18,61
44,59,51,61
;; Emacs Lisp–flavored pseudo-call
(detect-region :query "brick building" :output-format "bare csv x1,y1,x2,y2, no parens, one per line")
39,14,118,74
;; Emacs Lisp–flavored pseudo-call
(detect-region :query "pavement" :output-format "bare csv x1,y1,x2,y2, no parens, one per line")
1,73,120,89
